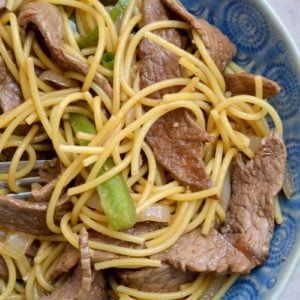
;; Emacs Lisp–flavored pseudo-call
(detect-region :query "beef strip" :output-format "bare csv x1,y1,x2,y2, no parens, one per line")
140,0,213,190
224,73,280,98
41,266,108,300
0,256,8,280
139,0,184,98
78,228,92,299
50,222,164,280
50,243,80,281
146,109,213,190
153,227,252,274
161,0,236,71
222,133,286,265
0,194,72,235
117,263,196,293
38,158,63,183
0,55,23,113
32,178,58,202
18,0,112,98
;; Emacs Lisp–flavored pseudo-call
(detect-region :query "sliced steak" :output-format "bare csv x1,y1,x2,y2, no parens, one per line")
224,73,280,98
0,256,8,280
41,266,108,300
78,228,92,299
162,0,236,71
117,263,196,293
0,194,72,235
39,158,63,183
139,0,183,99
18,0,112,98
146,109,213,190
32,178,58,202
153,227,252,274
0,55,22,113
222,133,286,265
50,244,80,281
140,0,213,190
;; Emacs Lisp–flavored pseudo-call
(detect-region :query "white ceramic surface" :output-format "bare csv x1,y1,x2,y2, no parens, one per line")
267,1,300,298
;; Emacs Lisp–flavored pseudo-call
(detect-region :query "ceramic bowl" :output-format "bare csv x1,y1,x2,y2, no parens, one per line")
181,0,300,298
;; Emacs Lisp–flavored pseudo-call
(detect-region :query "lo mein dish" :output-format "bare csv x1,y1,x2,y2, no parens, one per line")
0,0,293,299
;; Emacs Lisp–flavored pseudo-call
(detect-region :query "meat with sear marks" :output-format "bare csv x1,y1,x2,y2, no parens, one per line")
161,0,236,71
140,0,213,191
153,227,252,274
42,228,108,300
0,55,23,113
18,0,112,98
117,263,196,293
146,109,213,190
151,134,286,274
224,73,281,98
0,194,72,235
222,133,286,265
139,0,184,99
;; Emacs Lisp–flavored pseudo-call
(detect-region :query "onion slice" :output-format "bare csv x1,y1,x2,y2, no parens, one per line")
138,205,171,223
39,70,78,88
221,170,231,212
283,165,296,199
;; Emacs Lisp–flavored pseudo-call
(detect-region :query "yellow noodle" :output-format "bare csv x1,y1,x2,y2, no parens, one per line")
94,258,161,270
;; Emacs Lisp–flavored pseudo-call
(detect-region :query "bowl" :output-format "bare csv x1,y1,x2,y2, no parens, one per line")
181,0,300,299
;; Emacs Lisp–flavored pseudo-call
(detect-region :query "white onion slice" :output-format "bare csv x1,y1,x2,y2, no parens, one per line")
39,70,78,88
138,205,171,223
221,170,231,212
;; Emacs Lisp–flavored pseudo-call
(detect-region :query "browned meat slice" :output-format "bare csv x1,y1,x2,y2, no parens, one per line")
0,194,72,235
146,109,213,190
222,133,286,265
39,158,63,183
0,256,8,280
50,244,80,281
139,0,183,99
0,55,22,113
32,178,58,202
153,227,252,274
162,0,236,71
18,0,112,98
117,263,196,293
140,0,213,190
224,73,280,98
78,228,92,299
41,267,108,300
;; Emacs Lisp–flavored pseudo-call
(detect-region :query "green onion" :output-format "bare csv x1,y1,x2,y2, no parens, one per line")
101,52,115,70
109,0,129,22
77,27,99,49
77,0,129,49
69,113,137,230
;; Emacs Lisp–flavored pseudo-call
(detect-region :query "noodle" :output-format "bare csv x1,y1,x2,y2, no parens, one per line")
0,0,286,298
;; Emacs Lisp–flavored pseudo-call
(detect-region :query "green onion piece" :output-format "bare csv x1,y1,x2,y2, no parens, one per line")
69,113,137,230
101,52,115,70
77,0,129,49
77,27,99,49
109,0,129,22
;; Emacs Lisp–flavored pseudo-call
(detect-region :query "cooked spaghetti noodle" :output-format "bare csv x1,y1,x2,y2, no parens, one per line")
0,0,285,299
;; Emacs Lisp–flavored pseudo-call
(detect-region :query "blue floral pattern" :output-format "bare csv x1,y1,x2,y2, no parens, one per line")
181,0,300,299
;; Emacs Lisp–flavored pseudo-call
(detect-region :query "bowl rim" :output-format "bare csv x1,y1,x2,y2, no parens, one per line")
247,0,300,299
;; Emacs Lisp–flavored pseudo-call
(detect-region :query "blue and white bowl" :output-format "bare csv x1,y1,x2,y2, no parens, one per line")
181,0,300,299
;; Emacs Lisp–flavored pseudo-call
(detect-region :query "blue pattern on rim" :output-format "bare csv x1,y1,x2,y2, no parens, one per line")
180,0,300,299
